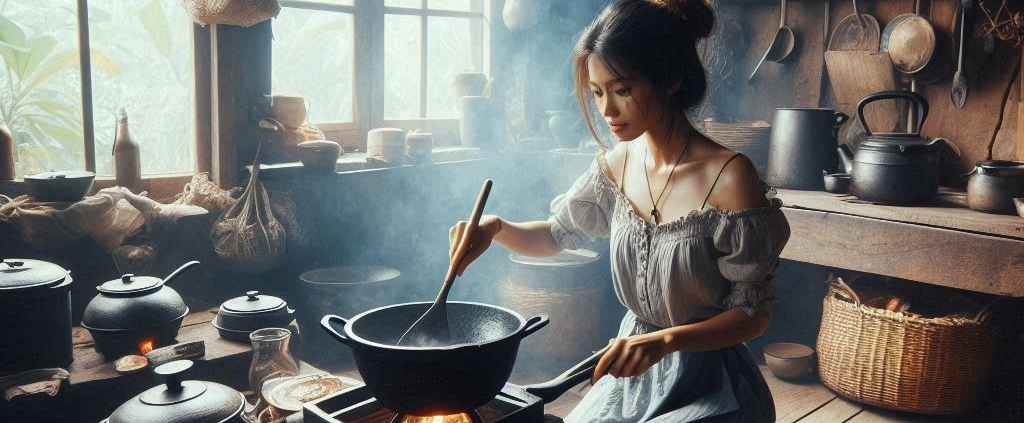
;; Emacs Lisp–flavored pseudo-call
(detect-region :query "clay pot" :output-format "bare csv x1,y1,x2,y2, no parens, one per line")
270,95,308,128
297,141,341,172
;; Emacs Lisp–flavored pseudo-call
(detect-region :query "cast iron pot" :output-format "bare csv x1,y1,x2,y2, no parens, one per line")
838,90,943,206
0,258,74,373
82,261,198,357
212,290,296,342
24,171,95,202
766,108,848,190
101,360,246,423
966,160,1024,215
321,301,549,416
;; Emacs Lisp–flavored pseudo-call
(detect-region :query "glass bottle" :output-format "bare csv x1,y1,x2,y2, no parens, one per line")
113,108,141,193
0,123,14,180
248,328,299,414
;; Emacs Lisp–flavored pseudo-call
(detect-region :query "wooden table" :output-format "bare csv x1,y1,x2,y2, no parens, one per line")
776,188,1024,297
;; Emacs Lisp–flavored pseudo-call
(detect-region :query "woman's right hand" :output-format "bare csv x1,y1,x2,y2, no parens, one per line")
449,215,503,276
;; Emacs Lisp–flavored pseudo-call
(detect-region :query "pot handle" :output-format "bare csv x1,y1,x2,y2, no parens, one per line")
320,315,355,347
162,261,200,285
523,343,611,403
833,111,849,127
518,315,550,338
856,90,929,136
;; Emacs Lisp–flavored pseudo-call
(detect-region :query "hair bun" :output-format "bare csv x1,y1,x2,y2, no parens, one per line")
658,0,715,39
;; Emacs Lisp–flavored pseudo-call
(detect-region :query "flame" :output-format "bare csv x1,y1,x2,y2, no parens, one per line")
401,413,472,423
139,339,154,355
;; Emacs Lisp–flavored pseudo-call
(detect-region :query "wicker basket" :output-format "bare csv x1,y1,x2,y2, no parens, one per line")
817,278,1000,415
181,0,281,28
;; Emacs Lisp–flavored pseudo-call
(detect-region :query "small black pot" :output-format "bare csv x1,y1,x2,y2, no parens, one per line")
321,301,549,416
966,160,1024,215
23,171,95,202
212,290,296,342
0,258,74,373
82,261,198,356
102,360,246,423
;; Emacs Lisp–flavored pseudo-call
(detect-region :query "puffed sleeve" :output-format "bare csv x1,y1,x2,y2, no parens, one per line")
712,199,791,319
548,159,616,250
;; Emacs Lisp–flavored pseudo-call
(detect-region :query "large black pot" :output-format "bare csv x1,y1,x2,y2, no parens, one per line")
766,107,849,190
81,261,198,357
102,360,246,423
0,258,74,373
966,160,1024,215
838,91,943,205
321,301,549,416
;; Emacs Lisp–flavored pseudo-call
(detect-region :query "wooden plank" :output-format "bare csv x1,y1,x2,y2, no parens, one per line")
990,65,1019,160
796,396,864,423
845,406,958,423
760,367,838,423
1019,51,1024,161
776,189,1024,240
824,51,901,142
780,207,1024,297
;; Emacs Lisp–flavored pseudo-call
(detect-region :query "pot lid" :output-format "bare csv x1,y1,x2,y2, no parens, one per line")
108,360,244,423
98,274,163,295
223,290,286,314
0,259,69,290
976,160,1024,175
511,249,600,267
859,136,938,153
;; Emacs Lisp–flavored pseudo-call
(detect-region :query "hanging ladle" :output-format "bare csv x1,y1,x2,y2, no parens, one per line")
748,0,796,82
396,179,493,347
951,0,972,109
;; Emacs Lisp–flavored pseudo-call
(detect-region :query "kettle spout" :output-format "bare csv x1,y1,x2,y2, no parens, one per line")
837,145,854,174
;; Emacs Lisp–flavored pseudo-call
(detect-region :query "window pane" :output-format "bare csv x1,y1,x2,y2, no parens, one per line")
273,8,354,124
385,15,421,119
309,0,353,5
428,0,471,12
88,0,195,175
426,17,476,119
0,0,84,177
385,0,422,9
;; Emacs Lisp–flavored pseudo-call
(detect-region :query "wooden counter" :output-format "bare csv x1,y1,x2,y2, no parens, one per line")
777,188,1024,297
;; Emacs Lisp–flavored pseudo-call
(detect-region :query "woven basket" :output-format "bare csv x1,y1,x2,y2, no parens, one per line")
817,278,1000,415
181,0,281,27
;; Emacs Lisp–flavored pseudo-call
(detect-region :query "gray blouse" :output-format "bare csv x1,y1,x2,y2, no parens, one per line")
548,155,791,328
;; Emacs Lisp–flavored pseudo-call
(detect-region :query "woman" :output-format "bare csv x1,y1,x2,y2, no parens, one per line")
450,0,790,421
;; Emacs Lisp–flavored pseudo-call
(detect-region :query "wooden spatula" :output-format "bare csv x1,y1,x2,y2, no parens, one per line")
396,179,493,347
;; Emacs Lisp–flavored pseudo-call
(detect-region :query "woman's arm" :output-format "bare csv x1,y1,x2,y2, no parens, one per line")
450,215,563,276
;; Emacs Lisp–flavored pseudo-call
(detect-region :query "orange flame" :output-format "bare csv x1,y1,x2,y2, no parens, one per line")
401,414,472,423
139,339,154,355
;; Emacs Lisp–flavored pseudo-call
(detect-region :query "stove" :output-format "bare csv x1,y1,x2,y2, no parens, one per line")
303,382,561,423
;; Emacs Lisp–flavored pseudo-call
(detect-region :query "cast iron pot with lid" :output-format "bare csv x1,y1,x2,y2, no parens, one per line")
82,261,199,357
101,360,246,423
837,90,944,206
966,160,1024,215
0,258,74,373
321,301,549,416
213,290,296,342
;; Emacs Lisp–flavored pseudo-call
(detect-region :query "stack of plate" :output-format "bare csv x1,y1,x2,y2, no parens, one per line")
703,119,771,177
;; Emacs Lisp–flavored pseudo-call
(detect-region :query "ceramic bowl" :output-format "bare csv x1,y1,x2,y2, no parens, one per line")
297,140,341,172
270,95,308,128
1014,198,1024,219
823,172,851,194
763,342,816,380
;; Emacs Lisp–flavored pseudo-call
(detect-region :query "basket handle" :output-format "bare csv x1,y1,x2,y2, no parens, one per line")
972,297,1003,323
828,277,861,305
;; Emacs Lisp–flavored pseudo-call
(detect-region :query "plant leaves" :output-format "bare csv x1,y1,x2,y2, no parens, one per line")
137,0,173,60
285,17,348,64
20,35,58,79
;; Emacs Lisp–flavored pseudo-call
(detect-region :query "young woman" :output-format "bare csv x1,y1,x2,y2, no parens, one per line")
450,0,790,421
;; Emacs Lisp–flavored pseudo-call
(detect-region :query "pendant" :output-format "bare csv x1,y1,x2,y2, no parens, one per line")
651,209,659,223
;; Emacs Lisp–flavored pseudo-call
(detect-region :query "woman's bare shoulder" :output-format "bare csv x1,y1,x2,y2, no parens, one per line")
705,151,768,211
599,142,630,186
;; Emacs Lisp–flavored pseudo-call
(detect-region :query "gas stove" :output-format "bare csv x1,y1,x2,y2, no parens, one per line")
303,382,562,423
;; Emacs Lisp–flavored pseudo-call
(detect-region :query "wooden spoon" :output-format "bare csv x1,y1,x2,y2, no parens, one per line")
748,0,796,81
396,179,493,347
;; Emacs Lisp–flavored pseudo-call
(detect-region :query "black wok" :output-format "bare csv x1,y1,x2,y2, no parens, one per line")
321,301,549,416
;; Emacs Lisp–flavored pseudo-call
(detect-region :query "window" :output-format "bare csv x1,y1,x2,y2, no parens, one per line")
272,0,489,147
0,0,196,178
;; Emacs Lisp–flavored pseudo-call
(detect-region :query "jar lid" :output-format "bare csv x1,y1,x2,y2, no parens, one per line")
0,259,69,290
859,136,938,154
98,274,163,295
976,160,1024,176
223,291,286,314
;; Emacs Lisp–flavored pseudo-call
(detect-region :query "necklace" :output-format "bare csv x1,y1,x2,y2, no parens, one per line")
642,138,692,224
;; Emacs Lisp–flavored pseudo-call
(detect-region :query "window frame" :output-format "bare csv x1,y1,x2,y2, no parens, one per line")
277,0,489,150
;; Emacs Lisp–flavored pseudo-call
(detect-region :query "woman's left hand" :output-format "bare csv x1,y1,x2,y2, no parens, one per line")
592,332,674,384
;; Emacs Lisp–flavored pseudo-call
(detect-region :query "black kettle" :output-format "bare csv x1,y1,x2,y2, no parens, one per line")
837,91,945,206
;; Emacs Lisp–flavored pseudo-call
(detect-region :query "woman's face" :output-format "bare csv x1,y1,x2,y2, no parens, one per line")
587,56,664,142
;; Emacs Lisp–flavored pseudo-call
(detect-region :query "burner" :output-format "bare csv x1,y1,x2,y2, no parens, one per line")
304,383,545,423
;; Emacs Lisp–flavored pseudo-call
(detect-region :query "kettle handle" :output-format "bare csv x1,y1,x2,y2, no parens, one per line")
856,90,929,137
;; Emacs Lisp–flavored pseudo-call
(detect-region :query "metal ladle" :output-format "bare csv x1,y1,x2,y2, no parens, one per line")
951,0,972,109
748,0,796,82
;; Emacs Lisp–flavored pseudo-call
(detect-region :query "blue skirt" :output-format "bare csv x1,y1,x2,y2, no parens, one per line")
564,313,775,423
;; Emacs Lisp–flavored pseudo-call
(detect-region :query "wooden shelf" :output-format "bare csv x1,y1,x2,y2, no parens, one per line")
777,189,1024,297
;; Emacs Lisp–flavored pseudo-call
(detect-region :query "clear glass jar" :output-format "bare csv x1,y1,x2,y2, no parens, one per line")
248,328,299,415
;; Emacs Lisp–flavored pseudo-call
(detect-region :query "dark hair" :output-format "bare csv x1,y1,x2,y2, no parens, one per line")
573,0,715,145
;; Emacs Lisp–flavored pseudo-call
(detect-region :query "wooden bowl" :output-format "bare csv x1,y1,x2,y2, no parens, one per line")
271,95,308,128
297,140,341,172
763,342,816,380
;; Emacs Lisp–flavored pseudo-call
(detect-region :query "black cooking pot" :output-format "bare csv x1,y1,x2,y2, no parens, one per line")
321,301,549,416
23,171,95,202
966,160,1024,215
81,261,198,357
102,360,246,423
0,258,74,373
838,90,943,205
212,290,296,342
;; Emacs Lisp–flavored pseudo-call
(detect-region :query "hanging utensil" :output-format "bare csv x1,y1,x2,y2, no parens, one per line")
748,0,796,82
952,0,973,109
828,0,881,52
396,179,493,347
